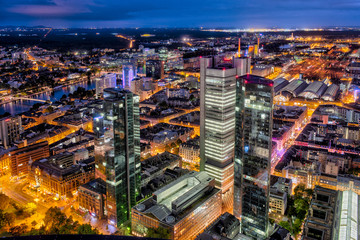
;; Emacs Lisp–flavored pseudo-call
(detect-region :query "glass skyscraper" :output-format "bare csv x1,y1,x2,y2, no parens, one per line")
200,57,250,214
234,75,273,239
145,60,164,80
93,88,141,227
122,64,136,90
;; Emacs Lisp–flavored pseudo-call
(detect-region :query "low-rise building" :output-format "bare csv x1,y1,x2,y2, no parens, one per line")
332,190,360,240
78,178,106,218
269,189,287,216
28,157,95,198
10,141,50,176
141,151,182,187
302,186,338,240
132,171,222,240
196,212,252,240
179,137,200,171
141,123,194,154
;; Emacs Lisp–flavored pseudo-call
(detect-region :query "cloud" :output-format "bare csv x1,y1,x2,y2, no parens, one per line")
1,0,360,27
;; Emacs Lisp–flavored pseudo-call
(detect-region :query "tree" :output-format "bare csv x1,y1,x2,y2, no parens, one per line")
0,112,11,119
158,101,168,109
0,210,6,230
43,207,68,233
30,102,45,111
9,223,28,236
31,220,37,228
43,207,78,234
77,224,99,235
304,188,314,199
4,212,16,228
25,203,37,214
278,221,291,233
45,106,54,113
60,94,67,101
146,226,170,239
0,193,10,210
294,183,306,198
86,71,92,81
176,139,183,146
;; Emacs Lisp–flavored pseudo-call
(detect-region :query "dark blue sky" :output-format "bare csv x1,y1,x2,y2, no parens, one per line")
1,0,360,28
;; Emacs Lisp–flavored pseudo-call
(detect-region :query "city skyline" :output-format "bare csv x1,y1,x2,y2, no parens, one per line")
2,2,360,238
1,0,360,28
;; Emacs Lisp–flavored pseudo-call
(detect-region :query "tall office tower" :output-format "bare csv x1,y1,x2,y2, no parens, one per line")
234,74,273,239
200,57,250,214
0,115,23,149
146,60,164,80
95,73,117,98
93,88,141,227
122,64,137,90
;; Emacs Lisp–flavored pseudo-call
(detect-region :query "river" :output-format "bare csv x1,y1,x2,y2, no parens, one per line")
0,79,96,116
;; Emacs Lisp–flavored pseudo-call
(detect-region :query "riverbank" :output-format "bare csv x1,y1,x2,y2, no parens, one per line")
0,79,96,115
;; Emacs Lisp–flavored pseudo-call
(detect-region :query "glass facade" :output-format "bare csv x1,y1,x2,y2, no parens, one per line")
122,64,136,90
94,88,141,227
234,75,273,239
146,60,163,80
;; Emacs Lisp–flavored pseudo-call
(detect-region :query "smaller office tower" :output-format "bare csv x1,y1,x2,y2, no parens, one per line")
0,115,23,149
93,88,141,227
234,74,273,239
122,64,137,90
146,60,163,80
95,73,117,98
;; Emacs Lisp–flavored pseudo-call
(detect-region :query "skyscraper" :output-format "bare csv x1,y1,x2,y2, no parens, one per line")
122,64,137,90
93,88,141,227
95,73,117,98
146,60,164,80
0,115,23,149
234,74,273,239
200,56,250,214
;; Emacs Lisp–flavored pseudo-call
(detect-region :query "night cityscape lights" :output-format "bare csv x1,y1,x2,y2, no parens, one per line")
1,1,360,240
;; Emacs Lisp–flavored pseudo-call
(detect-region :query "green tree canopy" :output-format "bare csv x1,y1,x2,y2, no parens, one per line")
77,224,99,235
146,226,170,239
0,193,11,211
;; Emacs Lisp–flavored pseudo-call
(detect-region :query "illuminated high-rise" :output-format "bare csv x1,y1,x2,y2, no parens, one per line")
95,73,117,98
234,74,273,239
0,115,22,149
146,60,164,79
93,88,141,227
122,64,137,90
200,56,250,214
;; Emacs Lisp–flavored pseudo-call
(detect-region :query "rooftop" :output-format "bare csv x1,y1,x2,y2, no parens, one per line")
80,178,106,195
239,74,273,86
133,171,219,225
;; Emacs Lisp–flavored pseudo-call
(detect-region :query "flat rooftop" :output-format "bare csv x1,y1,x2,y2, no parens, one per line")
133,171,219,226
